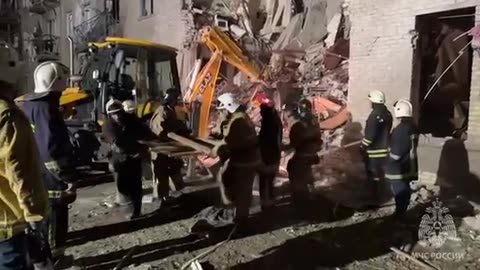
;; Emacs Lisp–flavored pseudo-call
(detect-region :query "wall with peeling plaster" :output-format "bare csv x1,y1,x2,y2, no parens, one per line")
348,0,480,184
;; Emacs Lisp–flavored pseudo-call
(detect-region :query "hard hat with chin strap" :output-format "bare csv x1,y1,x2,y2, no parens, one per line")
122,99,136,113
34,61,69,94
217,93,240,113
0,41,21,85
368,90,386,104
393,99,413,118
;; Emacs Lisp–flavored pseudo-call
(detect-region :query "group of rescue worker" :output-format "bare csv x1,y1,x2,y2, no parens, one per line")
102,87,190,220
361,90,419,221
211,92,322,229
0,39,419,268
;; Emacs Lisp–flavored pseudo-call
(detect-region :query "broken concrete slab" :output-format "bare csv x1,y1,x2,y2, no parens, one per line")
295,0,328,49
324,12,342,48
230,24,247,38
272,13,304,50
261,0,292,39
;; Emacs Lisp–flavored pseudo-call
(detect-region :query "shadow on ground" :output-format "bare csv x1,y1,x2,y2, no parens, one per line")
67,187,217,247
436,139,480,206
67,194,355,269
232,204,428,270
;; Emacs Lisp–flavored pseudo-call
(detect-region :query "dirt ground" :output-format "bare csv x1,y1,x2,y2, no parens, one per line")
61,173,480,270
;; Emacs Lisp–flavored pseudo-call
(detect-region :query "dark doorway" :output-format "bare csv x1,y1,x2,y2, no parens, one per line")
411,7,475,139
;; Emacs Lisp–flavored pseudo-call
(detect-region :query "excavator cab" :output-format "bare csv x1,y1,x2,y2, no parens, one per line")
64,37,180,164
69,37,180,125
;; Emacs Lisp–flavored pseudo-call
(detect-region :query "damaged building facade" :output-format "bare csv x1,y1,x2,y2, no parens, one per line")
348,0,480,184
1,0,120,91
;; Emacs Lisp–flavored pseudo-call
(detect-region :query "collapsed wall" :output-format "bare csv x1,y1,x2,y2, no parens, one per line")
183,0,368,206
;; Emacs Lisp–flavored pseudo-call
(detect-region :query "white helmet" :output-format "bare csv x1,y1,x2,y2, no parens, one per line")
393,99,413,118
34,61,69,94
122,100,136,113
217,93,240,113
0,41,21,85
368,90,386,104
106,99,123,114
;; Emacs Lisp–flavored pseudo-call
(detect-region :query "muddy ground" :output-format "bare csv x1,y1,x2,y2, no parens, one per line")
62,173,480,270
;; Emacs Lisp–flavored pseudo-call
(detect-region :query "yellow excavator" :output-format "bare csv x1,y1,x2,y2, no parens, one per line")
62,36,180,123
55,37,181,164
187,26,263,138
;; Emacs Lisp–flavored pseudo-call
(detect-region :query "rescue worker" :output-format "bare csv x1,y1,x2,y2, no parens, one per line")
103,99,156,219
360,90,393,206
257,96,282,211
20,61,77,260
150,88,189,203
283,105,322,212
386,99,418,221
122,99,137,115
0,42,49,269
298,97,314,122
212,93,261,229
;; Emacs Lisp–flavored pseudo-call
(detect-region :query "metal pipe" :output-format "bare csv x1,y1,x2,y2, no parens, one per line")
67,36,74,87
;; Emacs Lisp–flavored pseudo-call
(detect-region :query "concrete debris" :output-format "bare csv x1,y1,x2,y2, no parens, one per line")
260,0,293,40
325,12,342,48
184,0,352,184
272,13,305,50
294,0,329,49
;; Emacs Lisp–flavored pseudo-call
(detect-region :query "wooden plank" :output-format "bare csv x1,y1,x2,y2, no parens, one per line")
167,133,213,155
169,151,202,158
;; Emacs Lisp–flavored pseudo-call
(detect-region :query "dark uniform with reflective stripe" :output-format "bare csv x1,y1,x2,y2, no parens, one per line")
361,104,392,202
20,92,76,258
386,119,418,218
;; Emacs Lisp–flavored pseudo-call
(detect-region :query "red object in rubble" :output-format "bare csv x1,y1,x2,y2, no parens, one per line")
254,93,274,107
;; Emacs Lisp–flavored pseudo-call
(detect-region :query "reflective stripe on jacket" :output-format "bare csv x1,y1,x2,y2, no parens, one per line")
385,120,419,181
0,99,49,240
362,105,393,159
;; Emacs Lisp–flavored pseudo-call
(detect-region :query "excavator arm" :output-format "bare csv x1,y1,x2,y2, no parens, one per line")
188,26,262,138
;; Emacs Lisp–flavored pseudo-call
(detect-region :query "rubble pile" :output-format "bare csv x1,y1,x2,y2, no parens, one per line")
186,1,358,190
